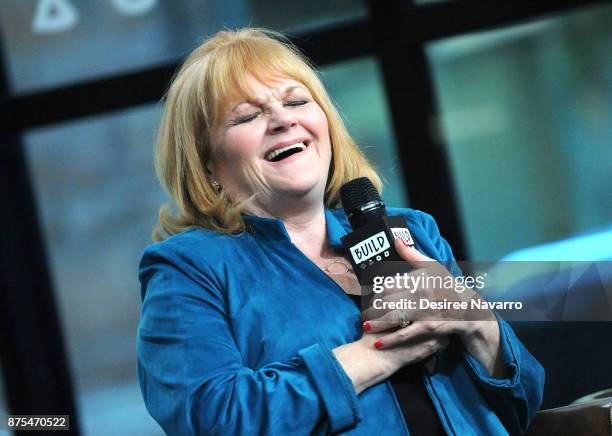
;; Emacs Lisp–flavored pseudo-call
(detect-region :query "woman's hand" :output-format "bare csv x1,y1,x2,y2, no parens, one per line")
333,331,449,395
360,239,507,378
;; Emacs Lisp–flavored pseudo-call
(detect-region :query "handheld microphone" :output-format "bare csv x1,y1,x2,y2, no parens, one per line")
340,177,415,287
341,178,441,374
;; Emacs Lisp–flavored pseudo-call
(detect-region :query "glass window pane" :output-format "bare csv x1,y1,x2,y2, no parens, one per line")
24,105,167,435
321,57,408,207
0,0,366,94
427,4,612,260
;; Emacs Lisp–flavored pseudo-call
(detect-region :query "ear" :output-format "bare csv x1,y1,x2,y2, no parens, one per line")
204,161,215,176
202,162,220,190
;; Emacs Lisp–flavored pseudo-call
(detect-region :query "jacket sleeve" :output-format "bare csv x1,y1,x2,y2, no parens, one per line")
415,210,545,434
463,316,545,434
136,242,361,436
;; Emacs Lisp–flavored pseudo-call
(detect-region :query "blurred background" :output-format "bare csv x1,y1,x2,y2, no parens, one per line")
0,0,610,434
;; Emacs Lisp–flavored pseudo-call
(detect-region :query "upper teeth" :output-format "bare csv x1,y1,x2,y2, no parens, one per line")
265,142,307,161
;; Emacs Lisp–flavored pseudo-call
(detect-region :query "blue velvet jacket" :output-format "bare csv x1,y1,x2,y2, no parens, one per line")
137,207,545,435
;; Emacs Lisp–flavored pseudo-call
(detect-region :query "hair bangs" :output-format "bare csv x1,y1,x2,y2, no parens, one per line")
205,33,317,130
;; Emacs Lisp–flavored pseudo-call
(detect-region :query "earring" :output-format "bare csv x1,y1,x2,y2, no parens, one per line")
210,179,222,191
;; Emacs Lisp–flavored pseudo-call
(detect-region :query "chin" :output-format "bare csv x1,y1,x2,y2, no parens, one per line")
276,178,326,199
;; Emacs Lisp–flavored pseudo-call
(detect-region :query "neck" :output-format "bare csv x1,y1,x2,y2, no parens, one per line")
248,200,331,259
282,206,329,259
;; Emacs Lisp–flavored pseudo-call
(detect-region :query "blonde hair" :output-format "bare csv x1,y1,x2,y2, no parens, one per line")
153,27,382,241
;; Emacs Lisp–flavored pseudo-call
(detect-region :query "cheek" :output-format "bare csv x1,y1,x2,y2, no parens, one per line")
209,131,264,187
215,131,258,166
313,115,331,158
309,108,330,141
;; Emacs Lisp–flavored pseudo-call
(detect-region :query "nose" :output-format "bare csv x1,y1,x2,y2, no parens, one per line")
268,103,298,134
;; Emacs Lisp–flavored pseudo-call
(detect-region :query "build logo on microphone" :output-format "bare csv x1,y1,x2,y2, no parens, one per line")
391,227,414,247
349,231,391,265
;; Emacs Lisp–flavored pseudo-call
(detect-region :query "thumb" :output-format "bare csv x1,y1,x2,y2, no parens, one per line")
394,237,432,268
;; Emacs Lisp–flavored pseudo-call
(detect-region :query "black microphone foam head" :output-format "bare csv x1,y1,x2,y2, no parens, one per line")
340,177,381,211
340,177,386,229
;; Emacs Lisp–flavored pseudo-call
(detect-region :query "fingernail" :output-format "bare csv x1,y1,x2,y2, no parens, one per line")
362,321,372,332
374,339,384,349
402,238,410,246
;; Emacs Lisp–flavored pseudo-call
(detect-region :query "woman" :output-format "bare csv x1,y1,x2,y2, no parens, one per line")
137,28,544,435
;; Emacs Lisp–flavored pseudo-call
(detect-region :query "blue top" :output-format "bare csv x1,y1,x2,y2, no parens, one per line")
137,207,545,435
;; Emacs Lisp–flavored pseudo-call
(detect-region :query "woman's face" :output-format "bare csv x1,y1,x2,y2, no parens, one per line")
208,74,332,214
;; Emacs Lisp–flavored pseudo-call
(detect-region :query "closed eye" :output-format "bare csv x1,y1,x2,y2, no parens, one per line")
285,100,308,107
230,101,308,125
232,112,261,125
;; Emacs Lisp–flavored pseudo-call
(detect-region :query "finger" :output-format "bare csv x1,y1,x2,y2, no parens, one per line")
394,238,432,267
375,337,450,368
362,317,408,334
410,339,448,364
422,336,451,373
374,321,454,349
394,238,452,282
361,305,406,323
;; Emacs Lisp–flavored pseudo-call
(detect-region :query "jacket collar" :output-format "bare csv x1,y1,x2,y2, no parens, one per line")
243,208,350,248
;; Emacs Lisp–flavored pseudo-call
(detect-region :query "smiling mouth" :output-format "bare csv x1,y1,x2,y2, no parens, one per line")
265,142,308,162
